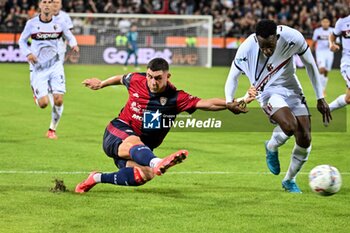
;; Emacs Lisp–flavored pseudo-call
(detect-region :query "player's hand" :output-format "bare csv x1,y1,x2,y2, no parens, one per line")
27,53,37,64
246,86,257,104
330,43,340,52
82,78,103,90
227,100,248,114
71,45,80,54
317,98,332,126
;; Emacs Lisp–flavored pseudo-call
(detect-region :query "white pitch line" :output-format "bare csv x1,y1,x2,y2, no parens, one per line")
0,170,349,175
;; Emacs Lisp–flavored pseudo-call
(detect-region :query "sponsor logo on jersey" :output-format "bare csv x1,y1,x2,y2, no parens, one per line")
130,101,142,113
31,32,62,40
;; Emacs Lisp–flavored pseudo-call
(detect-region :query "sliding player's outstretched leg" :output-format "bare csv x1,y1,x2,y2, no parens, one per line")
75,171,99,193
75,166,151,193
153,150,188,176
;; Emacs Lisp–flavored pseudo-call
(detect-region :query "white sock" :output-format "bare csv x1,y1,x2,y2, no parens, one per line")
48,93,54,107
93,173,101,183
329,94,346,112
284,143,311,181
267,126,290,152
49,104,64,130
320,74,328,90
150,158,162,168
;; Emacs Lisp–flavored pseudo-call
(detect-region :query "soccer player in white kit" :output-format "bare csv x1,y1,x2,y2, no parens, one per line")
18,0,79,139
328,13,350,111
225,20,331,193
52,0,74,63
311,17,334,94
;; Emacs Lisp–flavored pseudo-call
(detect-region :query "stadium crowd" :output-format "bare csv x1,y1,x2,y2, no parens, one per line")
0,0,348,37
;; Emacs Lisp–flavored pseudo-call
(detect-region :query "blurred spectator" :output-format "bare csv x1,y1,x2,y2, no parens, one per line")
27,5,37,19
186,0,195,15
140,0,153,14
86,0,98,13
74,0,86,13
4,8,16,32
0,0,348,38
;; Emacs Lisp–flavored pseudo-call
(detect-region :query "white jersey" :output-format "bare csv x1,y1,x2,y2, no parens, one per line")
312,27,334,51
54,10,74,55
19,14,77,70
233,25,311,102
333,15,350,67
55,10,73,29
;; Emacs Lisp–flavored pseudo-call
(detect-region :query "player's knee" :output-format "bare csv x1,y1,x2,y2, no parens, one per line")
38,98,49,108
280,120,297,136
53,95,63,106
54,99,63,106
38,103,48,108
118,135,143,157
344,94,350,104
296,133,312,148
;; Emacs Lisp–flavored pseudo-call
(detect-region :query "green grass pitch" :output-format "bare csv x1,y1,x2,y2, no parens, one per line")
0,63,349,233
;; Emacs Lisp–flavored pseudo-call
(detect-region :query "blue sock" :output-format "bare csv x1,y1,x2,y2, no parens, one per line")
101,167,142,186
129,145,156,166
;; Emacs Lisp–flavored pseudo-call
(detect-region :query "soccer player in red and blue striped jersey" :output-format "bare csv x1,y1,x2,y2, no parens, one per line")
75,58,252,192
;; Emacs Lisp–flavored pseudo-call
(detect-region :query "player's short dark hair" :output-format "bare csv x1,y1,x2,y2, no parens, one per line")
256,19,277,38
147,58,169,71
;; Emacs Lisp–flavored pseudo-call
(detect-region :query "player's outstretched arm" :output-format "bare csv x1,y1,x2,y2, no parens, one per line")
195,98,227,111
300,48,332,125
196,97,251,114
82,75,124,90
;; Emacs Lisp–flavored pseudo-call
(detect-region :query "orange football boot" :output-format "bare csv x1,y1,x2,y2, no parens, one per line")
153,150,188,176
46,129,58,139
75,171,99,193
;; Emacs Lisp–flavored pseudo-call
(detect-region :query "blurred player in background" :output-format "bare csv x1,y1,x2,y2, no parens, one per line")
18,0,79,139
225,20,331,193
124,24,139,70
311,17,334,95
75,58,254,193
52,0,74,63
328,13,350,112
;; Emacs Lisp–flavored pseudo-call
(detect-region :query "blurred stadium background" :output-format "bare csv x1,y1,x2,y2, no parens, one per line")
0,0,348,66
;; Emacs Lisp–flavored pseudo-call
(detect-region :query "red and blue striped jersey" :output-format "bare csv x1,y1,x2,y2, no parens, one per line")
113,72,201,149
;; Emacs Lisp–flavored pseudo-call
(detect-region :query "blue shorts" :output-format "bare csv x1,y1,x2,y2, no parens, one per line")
103,120,137,169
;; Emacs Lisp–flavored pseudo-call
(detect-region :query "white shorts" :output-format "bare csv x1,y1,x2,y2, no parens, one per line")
261,93,310,118
341,65,350,88
30,61,66,99
316,50,334,71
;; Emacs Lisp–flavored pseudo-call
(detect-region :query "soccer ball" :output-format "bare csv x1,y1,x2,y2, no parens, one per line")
309,165,342,196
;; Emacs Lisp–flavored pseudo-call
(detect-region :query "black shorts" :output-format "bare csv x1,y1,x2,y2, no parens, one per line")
103,120,137,169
